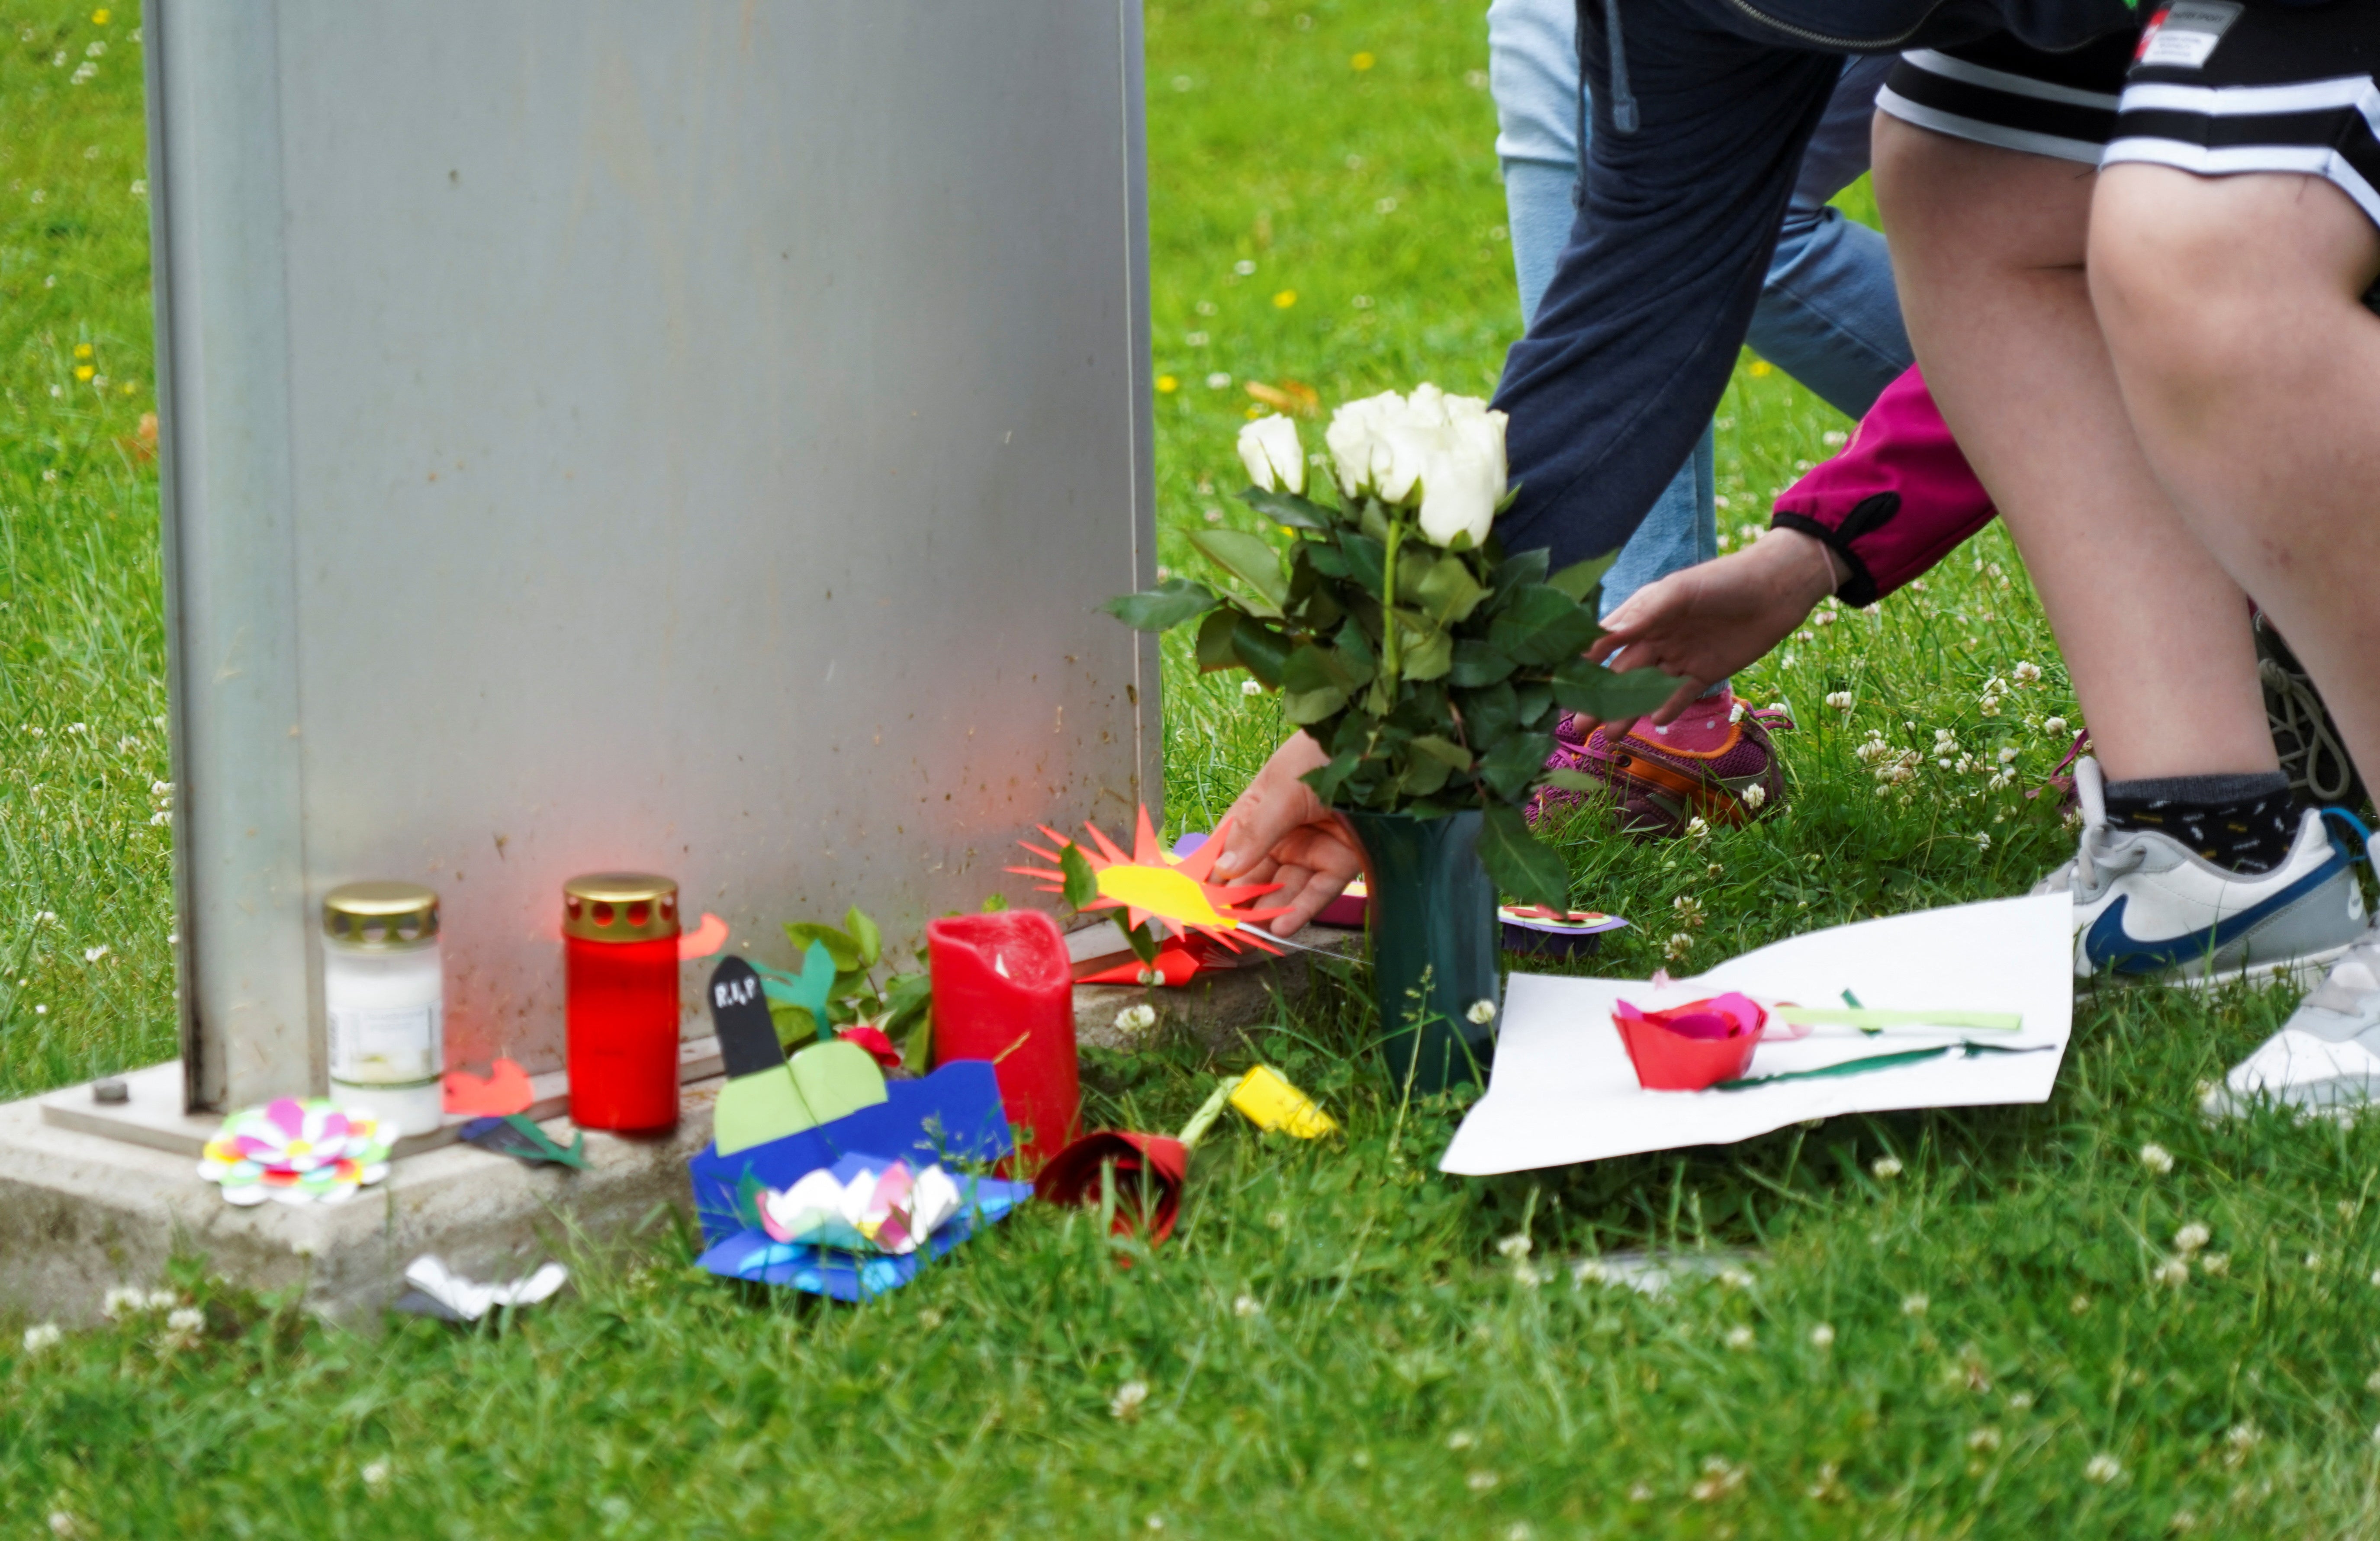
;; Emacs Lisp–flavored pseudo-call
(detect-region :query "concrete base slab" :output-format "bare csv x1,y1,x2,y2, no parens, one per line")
0,1075,724,1326
1072,923,1361,1052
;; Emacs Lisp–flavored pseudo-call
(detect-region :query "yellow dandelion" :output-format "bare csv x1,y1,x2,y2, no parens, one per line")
1272,290,1297,309
1155,375,1179,394
1351,51,1375,71
74,344,93,359
93,7,111,23
74,366,93,381
1748,360,1773,377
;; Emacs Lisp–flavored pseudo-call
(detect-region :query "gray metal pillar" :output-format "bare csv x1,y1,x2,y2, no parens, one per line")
145,1,1157,1112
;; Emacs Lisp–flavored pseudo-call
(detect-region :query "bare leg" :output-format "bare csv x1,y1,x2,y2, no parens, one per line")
1870,116,2276,781
2091,166,2380,790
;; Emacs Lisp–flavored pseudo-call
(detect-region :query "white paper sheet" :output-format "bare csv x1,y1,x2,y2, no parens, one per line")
1439,893,2073,1176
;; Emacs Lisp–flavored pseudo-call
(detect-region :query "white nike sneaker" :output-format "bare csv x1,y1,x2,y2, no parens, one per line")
2031,757,2366,986
2206,924,2380,1116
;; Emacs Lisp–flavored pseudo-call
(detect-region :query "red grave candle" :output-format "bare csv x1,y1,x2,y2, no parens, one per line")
928,909,1079,1169
563,872,682,1132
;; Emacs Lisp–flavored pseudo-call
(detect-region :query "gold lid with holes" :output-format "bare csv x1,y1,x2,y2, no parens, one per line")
561,872,680,943
322,881,440,949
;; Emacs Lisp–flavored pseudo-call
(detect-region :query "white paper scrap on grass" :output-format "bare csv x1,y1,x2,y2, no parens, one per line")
1440,892,2073,1176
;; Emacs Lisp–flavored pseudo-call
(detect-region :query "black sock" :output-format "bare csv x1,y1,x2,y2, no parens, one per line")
2103,772,2300,875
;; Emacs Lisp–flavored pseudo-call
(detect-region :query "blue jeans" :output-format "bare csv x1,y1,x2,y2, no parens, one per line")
1487,0,1914,608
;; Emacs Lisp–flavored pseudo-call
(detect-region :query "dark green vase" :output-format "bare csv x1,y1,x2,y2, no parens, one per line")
1341,808,1500,1094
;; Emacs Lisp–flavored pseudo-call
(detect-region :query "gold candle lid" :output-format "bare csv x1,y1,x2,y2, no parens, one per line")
562,872,680,943
322,881,440,948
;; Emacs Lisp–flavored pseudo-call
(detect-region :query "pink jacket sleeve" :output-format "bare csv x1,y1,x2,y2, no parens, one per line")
1768,364,1996,607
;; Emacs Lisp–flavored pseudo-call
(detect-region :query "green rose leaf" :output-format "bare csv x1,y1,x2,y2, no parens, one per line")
1401,624,1453,682
1479,730,1556,803
880,971,933,1036
1102,577,1219,633
1303,751,1361,806
1396,754,1455,799
1542,769,1606,795
1058,841,1100,910
1489,584,1604,668
1231,615,1293,687
1187,528,1290,616
1489,547,1550,604
1459,680,1520,750
1513,681,1554,729
1477,802,1571,910
1409,734,1473,771
1449,640,1516,688
1340,532,1387,598
1306,541,1353,580
1195,607,1242,672
842,906,883,970
1120,917,1161,966
1546,552,1618,605
1282,686,1350,725
1238,486,1334,531
1413,551,1489,626
783,923,862,974
1551,656,1682,718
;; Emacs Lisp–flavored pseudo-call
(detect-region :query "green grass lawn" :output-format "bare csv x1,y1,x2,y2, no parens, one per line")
9,3,2380,1536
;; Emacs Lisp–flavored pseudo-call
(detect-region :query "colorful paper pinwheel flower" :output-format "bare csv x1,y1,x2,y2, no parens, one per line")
196,1097,395,1206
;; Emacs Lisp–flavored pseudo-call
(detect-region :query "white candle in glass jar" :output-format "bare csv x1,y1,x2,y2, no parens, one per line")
321,882,444,1137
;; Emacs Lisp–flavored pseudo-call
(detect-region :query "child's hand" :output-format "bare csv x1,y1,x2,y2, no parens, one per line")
1211,733,1367,937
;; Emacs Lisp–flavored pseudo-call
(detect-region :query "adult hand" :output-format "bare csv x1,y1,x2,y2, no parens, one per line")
1578,527,1842,737
1209,732,1367,937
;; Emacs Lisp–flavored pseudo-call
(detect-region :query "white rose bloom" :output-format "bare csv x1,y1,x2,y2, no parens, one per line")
1325,391,1406,500
1236,414,1305,495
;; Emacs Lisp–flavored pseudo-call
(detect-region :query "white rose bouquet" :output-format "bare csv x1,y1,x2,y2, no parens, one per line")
1109,385,1678,904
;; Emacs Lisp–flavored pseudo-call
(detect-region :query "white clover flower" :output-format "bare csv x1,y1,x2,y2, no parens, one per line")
1718,1267,1754,1290
100,1285,142,1319
2153,1257,2189,1287
2175,1223,2210,1254
1997,746,2018,764
1974,833,1991,851
1967,1427,2002,1452
1205,371,1232,389
1663,932,1694,963
361,1458,392,1494
2042,717,2068,738
1232,1293,1261,1318
1901,1293,1930,1316
1496,1234,1532,1260
1110,1380,1150,1421
22,1322,62,1353
1236,414,1305,495
1741,783,1767,811
2139,1142,2174,1175
1809,1322,1835,1349
1467,998,1497,1025
1871,1155,1903,1180
81,946,107,963
2013,662,2042,684
166,1307,203,1333
1685,815,1711,841
1446,1428,1477,1451
2201,1254,2229,1277
2084,1452,2122,1484
1824,690,1853,711
1112,1004,1157,1036
1724,1325,1755,1351
1467,1470,1499,1492
47,1512,78,1539
1240,679,1263,697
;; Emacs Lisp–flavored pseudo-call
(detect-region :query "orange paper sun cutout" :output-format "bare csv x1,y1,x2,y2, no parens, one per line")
1011,807,1291,954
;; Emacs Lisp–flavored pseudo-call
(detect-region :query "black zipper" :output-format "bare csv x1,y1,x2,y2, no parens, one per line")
1713,0,1955,51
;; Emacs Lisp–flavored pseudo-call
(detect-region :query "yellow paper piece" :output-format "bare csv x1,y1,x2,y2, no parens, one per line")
1229,1065,1338,1139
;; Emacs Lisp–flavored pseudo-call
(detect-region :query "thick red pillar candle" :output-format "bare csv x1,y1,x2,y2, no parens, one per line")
563,873,682,1133
928,910,1078,1169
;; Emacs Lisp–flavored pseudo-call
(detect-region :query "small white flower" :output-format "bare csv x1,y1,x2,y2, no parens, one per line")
1232,260,1256,276
2201,1254,2229,1276
1232,1293,1261,1318
22,1322,62,1353
82,946,107,963
1824,690,1853,711
1112,1004,1156,1036
1967,1426,2002,1452
1809,1322,1835,1349
1467,1469,1499,1491
167,1306,203,1334
1997,746,2017,764
2175,1223,2210,1254
2138,1142,2174,1175
1741,782,1766,811
1724,1325,1755,1351
361,1458,392,1494
1374,196,1397,214
1467,998,1497,1025
2042,717,2069,738
2084,1452,2122,1484
145,1288,175,1310
1240,679,1262,698
1974,833,1991,851
1663,932,1694,962
1110,1380,1150,1421
2307,1252,2323,1271
1496,1234,1532,1260
48,1512,78,1539
1901,1293,1930,1316
2153,1257,2190,1287
1718,1267,1754,1290
1871,1155,1903,1179
1205,371,1232,389
1685,816,1711,841
1445,1428,1476,1450
2013,662,2042,684
101,1285,143,1319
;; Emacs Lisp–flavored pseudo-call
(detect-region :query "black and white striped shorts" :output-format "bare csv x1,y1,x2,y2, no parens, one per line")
1878,3,2380,229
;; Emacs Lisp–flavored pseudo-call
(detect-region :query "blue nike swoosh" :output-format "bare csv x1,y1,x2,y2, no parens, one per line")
2084,857,2346,975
